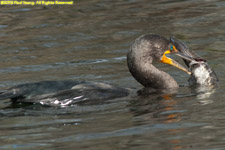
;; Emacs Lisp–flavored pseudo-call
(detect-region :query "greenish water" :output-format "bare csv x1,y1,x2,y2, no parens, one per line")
0,0,224,149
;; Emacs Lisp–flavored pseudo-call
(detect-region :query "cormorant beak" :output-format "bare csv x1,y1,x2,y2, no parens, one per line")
160,46,191,75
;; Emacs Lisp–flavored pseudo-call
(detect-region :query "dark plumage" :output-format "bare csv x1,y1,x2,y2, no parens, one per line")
0,81,129,106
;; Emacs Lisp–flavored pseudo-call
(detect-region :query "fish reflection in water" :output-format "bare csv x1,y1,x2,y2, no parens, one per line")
0,34,219,107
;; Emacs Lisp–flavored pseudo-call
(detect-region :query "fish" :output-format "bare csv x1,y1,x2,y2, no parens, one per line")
170,37,218,87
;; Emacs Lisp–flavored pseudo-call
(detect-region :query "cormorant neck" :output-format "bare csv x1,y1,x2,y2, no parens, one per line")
128,59,179,89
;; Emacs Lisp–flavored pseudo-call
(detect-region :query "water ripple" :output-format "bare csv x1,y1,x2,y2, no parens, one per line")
46,122,207,142
0,56,126,74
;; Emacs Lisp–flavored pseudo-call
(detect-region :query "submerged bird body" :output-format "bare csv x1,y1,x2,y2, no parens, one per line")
18,82,129,106
0,81,129,106
0,80,83,101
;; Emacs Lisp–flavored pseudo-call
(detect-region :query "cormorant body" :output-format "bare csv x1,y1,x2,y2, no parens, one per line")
0,81,129,106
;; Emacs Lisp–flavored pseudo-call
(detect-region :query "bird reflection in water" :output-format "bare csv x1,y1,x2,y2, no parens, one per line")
129,91,185,150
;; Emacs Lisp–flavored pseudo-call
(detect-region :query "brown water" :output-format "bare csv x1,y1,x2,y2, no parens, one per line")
0,0,225,149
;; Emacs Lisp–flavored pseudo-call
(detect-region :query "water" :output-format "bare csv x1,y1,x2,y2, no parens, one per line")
0,0,224,149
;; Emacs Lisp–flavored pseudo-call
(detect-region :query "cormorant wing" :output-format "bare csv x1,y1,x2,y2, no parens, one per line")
10,82,129,106
0,80,84,101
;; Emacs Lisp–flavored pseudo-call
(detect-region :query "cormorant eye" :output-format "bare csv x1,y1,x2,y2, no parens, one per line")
170,45,173,51
170,45,174,52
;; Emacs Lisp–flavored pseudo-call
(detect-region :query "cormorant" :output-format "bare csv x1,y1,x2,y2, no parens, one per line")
0,34,217,106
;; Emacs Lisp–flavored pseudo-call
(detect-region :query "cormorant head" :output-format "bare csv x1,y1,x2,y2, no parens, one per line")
160,41,191,74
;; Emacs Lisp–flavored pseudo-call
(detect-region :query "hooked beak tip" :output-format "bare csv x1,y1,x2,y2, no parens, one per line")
161,50,191,75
